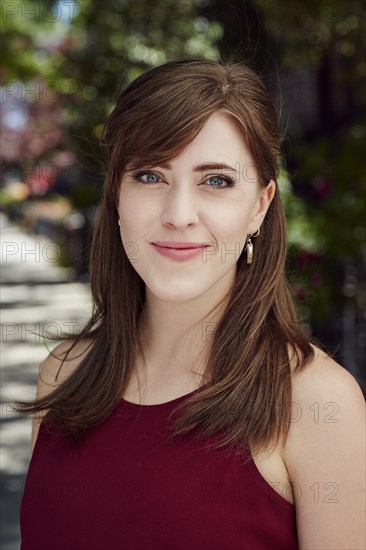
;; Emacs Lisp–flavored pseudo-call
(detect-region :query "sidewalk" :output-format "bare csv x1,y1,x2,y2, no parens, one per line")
0,213,92,550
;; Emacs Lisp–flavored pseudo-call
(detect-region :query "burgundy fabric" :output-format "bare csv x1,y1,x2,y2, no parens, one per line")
20,388,298,550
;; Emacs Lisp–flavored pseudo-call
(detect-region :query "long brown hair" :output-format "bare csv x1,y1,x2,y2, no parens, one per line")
13,58,315,460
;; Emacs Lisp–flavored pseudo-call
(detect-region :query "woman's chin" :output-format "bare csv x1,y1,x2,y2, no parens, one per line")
146,283,206,303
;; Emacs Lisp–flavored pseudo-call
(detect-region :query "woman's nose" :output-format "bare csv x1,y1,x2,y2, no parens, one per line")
160,186,200,229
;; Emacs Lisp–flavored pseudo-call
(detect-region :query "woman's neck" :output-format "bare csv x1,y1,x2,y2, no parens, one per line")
136,272,234,379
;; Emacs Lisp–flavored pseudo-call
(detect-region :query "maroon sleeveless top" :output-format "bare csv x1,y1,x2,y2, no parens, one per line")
20,388,298,549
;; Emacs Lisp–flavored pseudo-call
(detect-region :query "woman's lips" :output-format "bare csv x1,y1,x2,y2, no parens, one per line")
151,243,208,262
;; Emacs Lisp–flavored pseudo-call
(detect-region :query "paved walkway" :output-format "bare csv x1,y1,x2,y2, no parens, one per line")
0,214,92,550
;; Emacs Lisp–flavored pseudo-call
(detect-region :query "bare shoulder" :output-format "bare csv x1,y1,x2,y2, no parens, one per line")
30,338,94,458
286,343,365,454
289,343,365,407
284,344,366,549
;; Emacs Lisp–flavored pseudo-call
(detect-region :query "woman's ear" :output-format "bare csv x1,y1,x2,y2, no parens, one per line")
249,179,276,231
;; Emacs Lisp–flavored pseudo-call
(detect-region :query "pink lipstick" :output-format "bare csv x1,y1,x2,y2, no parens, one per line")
151,242,209,262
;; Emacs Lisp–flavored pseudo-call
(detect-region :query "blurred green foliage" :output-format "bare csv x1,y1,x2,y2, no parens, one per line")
253,0,365,259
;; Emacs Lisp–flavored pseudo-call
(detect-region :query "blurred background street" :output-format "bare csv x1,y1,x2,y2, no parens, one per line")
1,0,365,548
0,212,92,549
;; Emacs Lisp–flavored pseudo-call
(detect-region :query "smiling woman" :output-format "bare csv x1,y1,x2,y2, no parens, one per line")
117,112,276,303
14,58,365,550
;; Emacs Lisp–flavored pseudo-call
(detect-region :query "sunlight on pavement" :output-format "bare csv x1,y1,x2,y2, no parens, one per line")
1,214,93,549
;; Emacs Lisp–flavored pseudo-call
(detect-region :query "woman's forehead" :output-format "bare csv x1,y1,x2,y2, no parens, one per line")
123,114,250,169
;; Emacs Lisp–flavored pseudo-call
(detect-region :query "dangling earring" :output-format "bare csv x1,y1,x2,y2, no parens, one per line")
246,237,254,264
246,228,260,264
118,219,121,226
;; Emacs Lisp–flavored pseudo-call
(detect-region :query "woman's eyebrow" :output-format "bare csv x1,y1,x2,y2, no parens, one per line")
152,162,239,173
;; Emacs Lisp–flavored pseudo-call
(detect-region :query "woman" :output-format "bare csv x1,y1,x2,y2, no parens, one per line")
16,58,365,550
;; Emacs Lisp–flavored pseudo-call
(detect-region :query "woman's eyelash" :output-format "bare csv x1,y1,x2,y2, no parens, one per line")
206,175,236,189
130,171,236,190
132,171,162,186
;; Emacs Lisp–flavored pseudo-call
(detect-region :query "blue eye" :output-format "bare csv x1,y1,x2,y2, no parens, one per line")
133,172,161,185
207,175,235,189
146,173,160,183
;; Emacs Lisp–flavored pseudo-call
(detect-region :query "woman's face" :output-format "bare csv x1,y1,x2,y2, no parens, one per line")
117,111,275,302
